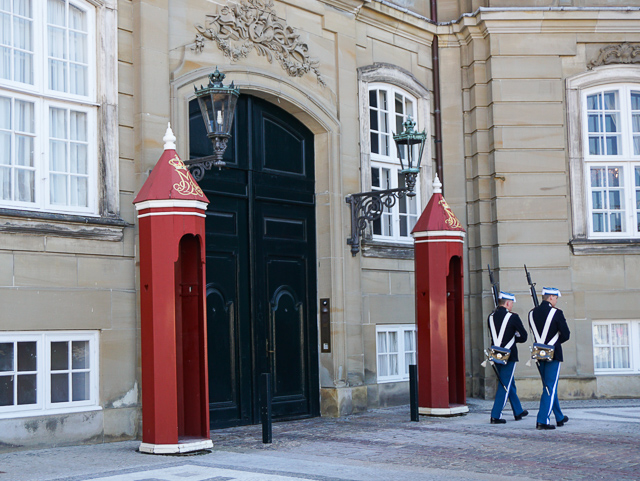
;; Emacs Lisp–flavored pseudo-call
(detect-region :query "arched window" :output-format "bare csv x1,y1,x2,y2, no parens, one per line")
358,64,431,251
567,66,640,251
368,83,419,239
582,85,640,238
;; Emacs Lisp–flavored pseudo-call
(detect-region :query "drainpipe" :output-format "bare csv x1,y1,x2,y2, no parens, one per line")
430,0,444,190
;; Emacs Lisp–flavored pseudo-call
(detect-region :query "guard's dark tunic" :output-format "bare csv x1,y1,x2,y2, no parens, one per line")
487,306,528,362
529,300,571,361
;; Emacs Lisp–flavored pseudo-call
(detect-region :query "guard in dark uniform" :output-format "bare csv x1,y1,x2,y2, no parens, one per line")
488,291,529,424
529,287,571,430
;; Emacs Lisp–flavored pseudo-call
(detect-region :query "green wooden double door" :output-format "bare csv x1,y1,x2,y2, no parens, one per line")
189,95,319,428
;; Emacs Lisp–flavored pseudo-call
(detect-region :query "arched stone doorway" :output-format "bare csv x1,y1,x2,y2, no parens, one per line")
189,94,319,428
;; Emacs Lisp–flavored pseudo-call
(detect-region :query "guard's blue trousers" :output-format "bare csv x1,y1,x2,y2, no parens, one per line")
536,359,564,425
490,361,524,420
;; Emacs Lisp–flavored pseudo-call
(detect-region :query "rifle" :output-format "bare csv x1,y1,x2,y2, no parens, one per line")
483,265,508,393
525,264,539,308
488,264,499,308
523,265,551,396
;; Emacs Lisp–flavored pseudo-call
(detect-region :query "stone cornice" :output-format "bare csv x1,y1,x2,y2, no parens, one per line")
356,1,436,46
0,212,128,242
441,8,640,41
317,0,368,15
570,238,640,256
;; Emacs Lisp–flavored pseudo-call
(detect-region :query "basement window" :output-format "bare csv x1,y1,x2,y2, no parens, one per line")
593,321,640,374
376,324,416,383
0,331,99,418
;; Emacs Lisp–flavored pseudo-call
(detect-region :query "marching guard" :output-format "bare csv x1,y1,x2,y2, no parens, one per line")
487,291,529,424
528,287,571,430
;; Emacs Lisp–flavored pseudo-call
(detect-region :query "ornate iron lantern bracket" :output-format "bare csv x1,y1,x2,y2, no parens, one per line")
346,116,427,256
346,187,410,257
186,67,240,181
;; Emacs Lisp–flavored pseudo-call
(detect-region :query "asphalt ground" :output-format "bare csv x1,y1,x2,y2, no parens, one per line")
0,397,638,481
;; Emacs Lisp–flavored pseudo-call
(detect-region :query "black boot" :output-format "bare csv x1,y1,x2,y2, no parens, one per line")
557,416,569,427
490,417,506,424
536,422,555,430
514,410,529,421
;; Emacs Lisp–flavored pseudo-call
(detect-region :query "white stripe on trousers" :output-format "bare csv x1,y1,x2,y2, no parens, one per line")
546,363,561,424
500,364,515,418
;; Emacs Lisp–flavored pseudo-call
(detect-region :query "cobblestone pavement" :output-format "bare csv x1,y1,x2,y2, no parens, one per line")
0,398,638,481
207,398,640,481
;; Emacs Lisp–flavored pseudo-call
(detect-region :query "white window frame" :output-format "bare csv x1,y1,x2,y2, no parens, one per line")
0,0,99,215
358,64,431,248
567,66,640,248
375,324,416,383
368,83,421,242
582,84,640,239
0,331,100,419
592,320,640,375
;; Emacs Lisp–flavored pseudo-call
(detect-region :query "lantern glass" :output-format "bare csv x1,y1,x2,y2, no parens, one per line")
393,117,426,175
197,91,238,137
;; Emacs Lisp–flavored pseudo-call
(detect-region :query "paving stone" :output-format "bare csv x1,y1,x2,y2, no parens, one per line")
0,399,638,481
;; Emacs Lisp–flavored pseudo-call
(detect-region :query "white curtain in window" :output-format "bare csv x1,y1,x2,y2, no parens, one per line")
388,331,398,375
0,10,10,80
14,15,32,85
377,332,387,354
0,0,95,213
69,110,87,205
612,347,630,369
15,99,33,201
0,96,10,199
635,167,640,232
631,92,640,155
0,96,34,202
594,346,610,370
69,4,86,96
0,167,9,199
46,0,87,96
593,325,611,369
612,324,630,369
49,106,66,204
0,0,33,84
48,0,66,93
404,330,415,374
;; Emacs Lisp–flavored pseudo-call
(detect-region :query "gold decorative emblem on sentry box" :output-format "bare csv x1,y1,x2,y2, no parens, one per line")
169,156,204,197
438,198,462,229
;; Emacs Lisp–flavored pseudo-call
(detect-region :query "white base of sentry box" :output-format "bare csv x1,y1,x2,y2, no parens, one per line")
419,405,469,416
139,438,213,454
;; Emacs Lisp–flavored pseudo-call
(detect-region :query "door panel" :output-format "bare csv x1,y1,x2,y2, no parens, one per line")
270,283,304,399
191,94,318,428
261,115,306,175
204,197,251,428
254,199,316,419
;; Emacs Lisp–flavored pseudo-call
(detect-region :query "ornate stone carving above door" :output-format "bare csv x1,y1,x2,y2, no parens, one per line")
588,43,640,70
193,0,326,86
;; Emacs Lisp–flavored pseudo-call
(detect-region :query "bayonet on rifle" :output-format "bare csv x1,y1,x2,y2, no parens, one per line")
488,264,499,308
525,264,539,308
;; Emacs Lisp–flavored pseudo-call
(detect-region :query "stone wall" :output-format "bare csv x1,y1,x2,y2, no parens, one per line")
0,0,139,450
450,7,640,399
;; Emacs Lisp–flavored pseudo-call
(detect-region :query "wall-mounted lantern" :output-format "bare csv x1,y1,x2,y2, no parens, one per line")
186,67,240,181
346,116,427,256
